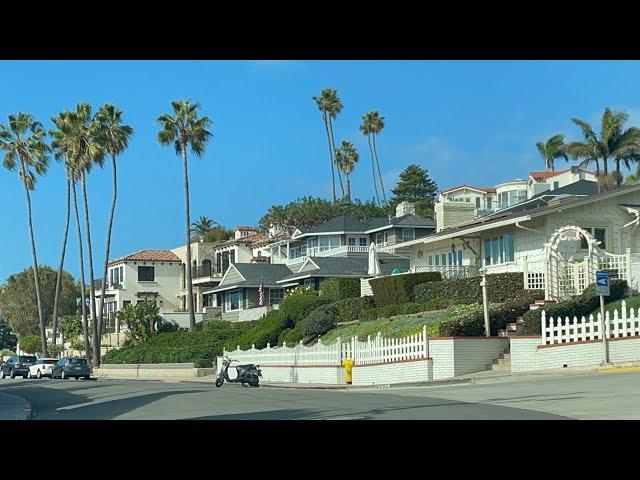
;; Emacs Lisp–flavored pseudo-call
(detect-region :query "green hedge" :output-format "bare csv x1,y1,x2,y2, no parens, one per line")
359,302,426,322
320,278,361,302
300,304,340,337
333,296,375,323
414,272,524,306
224,309,293,351
370,272,442,306
438,289,544,336
101,320,256,368
521,280,628,334
279,292,331,323
277,323,305,346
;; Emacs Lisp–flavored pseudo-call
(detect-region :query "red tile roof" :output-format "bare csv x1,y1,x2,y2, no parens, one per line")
110,249,181,264
528,168,570,180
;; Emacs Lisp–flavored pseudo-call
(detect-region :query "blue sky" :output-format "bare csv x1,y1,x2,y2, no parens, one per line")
1,60,640,282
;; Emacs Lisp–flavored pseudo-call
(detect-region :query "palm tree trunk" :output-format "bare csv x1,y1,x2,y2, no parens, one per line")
71,181,91,362
81,172,99,367
615,158,622,186
345,174,351,201
371,133,387,203
52,174,71,352
328,116,345,199
181,143,196,330
603,157,609,176
18,157,48,357
367,134,380,205
96,154,118,366
595,159,600,175
322,112,336,202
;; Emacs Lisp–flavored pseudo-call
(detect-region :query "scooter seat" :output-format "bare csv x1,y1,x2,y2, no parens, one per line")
237,364,255,370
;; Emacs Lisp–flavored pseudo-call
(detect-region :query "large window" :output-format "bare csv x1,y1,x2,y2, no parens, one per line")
226,290,242,311
580,227,606,250
428,249,463,266
483,233,515,265
402,228,415,242
318,235,341,252
138,266,155,282
109,266,124,286
376,232,389,246
269,288,284,305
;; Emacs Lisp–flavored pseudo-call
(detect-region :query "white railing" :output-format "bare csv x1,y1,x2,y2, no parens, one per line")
541,300,640,345
350,326,429,365
412,265,480,280
224,338,347,366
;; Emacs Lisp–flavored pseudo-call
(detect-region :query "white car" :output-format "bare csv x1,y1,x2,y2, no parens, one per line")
28,358,59,379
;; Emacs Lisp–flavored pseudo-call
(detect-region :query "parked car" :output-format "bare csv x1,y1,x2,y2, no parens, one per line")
51,357,91,380
1,355,37,379
28,358,59,379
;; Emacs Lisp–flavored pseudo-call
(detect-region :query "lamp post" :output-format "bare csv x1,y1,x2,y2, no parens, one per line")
480,266,490,337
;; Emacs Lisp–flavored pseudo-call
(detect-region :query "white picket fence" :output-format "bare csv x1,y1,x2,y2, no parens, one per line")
223,326,430,367
541,300,640,345
350,326,429,365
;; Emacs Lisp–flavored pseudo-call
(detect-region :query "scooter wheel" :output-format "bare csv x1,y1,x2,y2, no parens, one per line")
215,378,224,387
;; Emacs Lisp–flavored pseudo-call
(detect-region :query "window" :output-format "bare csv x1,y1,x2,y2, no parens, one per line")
138,266,155,282
348,237,356,246
484,233,515,265
580,227,606,250
428,255,433,266
402,229,415,242
553,181,559,190
227,290,242,311
359,237,368,247
269,288,284,305
319,235,341,252
475,197,481,208
487,198,493,209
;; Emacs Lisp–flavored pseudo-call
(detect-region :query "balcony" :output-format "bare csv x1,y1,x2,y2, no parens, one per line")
191,265,223,284
284,244,389,266
105,282,123,290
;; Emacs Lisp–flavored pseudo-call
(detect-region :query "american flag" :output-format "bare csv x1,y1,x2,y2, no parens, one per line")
258,280,264,306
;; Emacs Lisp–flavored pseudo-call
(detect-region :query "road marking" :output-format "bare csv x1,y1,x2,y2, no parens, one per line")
597,366,640,374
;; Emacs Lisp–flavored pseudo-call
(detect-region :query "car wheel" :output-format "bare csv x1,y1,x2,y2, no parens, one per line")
61,370,66,380
75,377,79,380
84,376,90,380
10,369,15,379
1,370,5,379
36,370,42,379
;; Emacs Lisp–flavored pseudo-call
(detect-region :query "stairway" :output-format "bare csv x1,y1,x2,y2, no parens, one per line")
488,350,511,372
497,298,556,338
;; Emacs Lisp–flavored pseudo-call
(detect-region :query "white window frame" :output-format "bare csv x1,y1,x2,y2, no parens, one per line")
225,290,243,312
402,228,415,242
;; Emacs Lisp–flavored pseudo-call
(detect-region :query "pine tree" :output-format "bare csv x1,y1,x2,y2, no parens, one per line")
390,164,438,218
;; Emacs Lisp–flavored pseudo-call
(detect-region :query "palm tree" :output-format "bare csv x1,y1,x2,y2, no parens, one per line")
359,111,381,205
625,162,640,185
324,89,345,198
49,112,74,349
94,104,133,362
313,89,343,202
536,134,568,172
369,111,387,203
0,113,51,356
335,141,359,201
610,126,640,186
191,216,216,240
157,100,212,331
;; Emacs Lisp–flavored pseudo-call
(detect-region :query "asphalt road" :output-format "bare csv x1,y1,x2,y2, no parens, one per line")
1,370,639,419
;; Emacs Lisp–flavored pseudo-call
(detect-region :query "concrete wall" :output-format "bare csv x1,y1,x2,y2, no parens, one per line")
351,359,433,385
510,335,640,372
430,338,509,379
95,363,216,379
435,201,476,232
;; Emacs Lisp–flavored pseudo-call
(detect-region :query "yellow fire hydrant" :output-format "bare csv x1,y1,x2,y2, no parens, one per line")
342,359,354,384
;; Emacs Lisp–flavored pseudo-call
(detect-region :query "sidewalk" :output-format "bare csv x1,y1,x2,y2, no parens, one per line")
0,392,31,420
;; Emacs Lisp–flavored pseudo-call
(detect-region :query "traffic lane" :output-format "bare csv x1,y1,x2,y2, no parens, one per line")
0,378,567,420
369,370,640,419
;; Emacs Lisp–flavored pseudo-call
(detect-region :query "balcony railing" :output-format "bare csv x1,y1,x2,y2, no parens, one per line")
412,265,481,280
191,265,222,279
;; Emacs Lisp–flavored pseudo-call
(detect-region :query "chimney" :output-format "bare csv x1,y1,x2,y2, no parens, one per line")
395,201,416,217
435,199,476,232
268,223,285,238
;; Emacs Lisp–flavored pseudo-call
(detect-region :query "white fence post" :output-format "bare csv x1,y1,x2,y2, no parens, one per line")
423,324,429,358
542,310,548,344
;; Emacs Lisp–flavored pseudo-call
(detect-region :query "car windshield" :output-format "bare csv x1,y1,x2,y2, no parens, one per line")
69,359,87,365
19,356,36,363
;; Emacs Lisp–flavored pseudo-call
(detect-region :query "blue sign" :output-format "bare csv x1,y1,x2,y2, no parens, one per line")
595,270,610,296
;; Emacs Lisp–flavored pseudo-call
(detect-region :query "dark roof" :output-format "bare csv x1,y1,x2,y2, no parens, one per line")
298,215,435,236
277,256,410,283
211,263,293,292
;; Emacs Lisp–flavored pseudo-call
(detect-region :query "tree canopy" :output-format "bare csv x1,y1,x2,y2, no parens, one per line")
389,164,438,218
0,266,80,337
0,316,17,351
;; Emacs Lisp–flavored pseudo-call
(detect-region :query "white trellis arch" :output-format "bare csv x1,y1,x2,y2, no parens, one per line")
544,225,630,300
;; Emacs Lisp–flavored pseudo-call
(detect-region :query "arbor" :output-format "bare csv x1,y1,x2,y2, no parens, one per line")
390,164,439,218
0,266,80,338
0,113,51,356
157,100,213,331
536,134,568,172
94,104,133,363
335,141,359,201
313,88,344,201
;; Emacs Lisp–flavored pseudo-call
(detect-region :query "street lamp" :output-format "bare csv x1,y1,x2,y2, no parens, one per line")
479,266,490,337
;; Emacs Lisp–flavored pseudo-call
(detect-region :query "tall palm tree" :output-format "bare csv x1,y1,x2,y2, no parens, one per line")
157,100,212,331
325,89,345,198
368,111,387,203
359,111,381,205
565,119,601,175
49,112,74,349
94,104,133,362
536,134,568,172
610,126,640,186
0,113,50,356
313,89,343,202
625,162,640,185
335,141,359,201
191,216,216,240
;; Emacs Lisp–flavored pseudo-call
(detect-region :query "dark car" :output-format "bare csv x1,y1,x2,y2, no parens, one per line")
1,355,37,379
51,357,91,380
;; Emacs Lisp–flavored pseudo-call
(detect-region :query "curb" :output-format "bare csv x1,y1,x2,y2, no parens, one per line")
259,378,472,391
597,365,640,374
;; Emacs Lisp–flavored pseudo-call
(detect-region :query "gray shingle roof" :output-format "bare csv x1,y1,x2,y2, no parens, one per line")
298,214,435,235
210,263,293,292
277,256,410,283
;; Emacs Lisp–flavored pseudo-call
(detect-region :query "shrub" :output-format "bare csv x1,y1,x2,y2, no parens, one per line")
359,302,425,322
279,291,331,323
414,272,524,306
18,335,42,354
370,272,442,306
333,296,375,323
438,289,544,336
225,309,292,351
521,280,628,334
319,278,361,302
277,323,306,346
300,304,340,337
